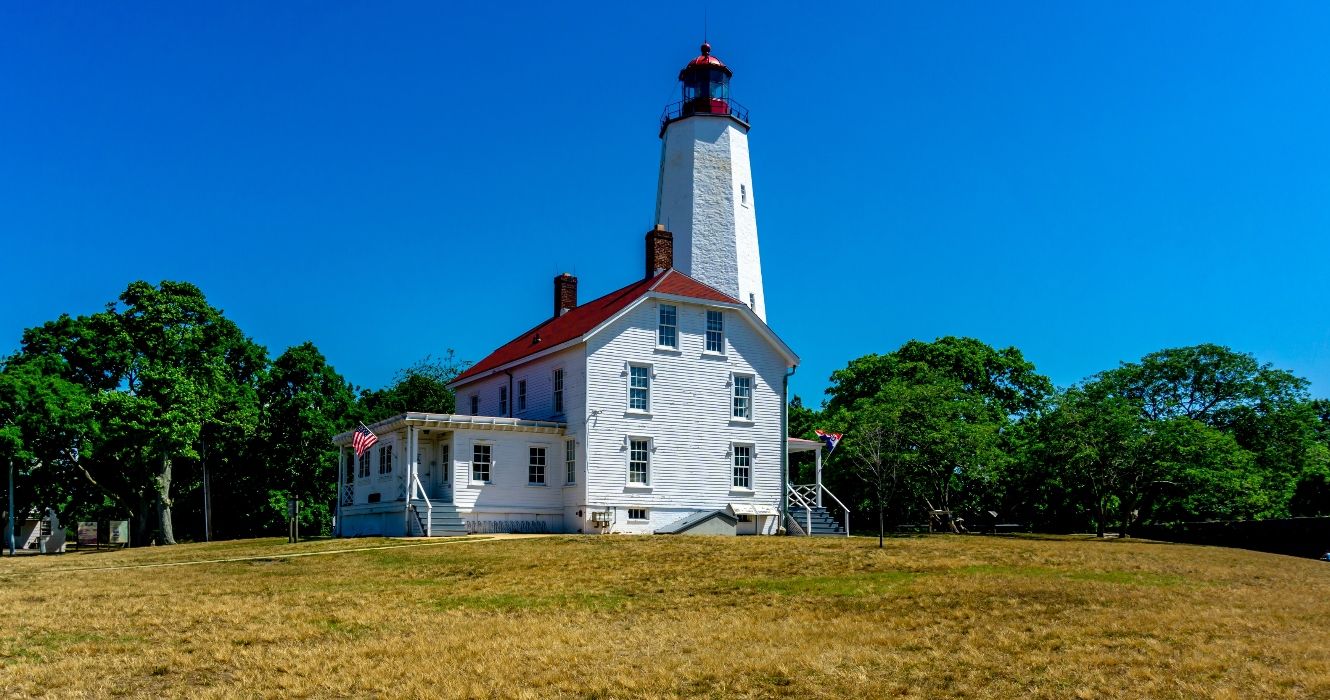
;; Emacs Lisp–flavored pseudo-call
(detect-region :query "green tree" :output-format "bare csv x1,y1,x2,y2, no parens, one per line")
12,281,266,544
1097,344,1318,520
0,356,96,539
255,342,357,536
359,351,469,422
825,338,1047,527
1036,386,1153,537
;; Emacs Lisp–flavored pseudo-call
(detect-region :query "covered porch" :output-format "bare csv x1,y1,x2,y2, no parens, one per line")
786,437,849,537
333,412,566,538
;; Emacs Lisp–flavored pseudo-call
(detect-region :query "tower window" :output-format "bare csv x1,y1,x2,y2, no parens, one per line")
740,183,747,206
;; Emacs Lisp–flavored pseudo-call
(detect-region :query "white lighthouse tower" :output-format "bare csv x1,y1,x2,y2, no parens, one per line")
655,43,767,321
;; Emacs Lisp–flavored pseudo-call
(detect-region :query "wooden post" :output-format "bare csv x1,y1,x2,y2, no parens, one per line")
815,447,823,507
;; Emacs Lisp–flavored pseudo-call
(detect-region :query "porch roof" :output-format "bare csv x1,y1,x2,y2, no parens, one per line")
787,437,823,454
333,411,566,445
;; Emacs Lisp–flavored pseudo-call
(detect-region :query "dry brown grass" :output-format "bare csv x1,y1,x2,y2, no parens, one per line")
2,533,1329,699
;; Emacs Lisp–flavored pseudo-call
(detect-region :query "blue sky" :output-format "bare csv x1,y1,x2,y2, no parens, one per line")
2,2,1328,403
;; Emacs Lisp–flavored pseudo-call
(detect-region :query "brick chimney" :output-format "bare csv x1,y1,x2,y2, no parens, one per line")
646,225,673,278
553,273,577,317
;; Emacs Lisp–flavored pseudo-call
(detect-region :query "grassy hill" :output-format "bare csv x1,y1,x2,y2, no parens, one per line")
2,534,1328,698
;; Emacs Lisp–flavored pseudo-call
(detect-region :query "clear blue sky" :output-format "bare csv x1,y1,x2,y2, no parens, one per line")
3,2,1328,403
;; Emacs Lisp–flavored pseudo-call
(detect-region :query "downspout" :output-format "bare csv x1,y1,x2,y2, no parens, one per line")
781,364,796,535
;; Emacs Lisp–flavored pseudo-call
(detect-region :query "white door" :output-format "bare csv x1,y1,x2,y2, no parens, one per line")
433,441,453,503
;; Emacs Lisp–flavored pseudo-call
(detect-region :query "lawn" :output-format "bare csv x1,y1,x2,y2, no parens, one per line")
2,533,1328,698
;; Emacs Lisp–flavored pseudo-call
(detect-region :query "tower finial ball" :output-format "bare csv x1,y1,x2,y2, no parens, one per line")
700,42,711,56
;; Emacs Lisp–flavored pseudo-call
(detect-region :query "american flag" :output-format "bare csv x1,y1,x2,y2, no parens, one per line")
352,424,379,458
814,429,843,455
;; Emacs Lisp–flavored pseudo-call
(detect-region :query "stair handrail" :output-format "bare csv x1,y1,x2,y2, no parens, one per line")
410,471,433,537
819,485,851,537
786,485,814,536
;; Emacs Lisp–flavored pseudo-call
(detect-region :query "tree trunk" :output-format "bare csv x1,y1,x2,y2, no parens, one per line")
157,453,176,545
878,503,884,548
1095,499,1106,538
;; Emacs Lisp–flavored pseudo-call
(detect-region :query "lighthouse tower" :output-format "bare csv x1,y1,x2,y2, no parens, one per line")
655,43,767,321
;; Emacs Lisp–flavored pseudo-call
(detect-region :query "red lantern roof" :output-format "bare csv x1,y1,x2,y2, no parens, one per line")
680,42,732,77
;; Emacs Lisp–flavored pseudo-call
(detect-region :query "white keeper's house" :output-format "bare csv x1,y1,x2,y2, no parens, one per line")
334,43,845,537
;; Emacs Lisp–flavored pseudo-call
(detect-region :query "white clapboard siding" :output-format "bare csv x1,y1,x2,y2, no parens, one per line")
449,428,566,516
583,297,786,533
449,345,589,523
454,345,584,424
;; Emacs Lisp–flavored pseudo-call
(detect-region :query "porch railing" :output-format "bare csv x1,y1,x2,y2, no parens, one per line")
786,483,850,537
408,471,432,537
787,486,815,536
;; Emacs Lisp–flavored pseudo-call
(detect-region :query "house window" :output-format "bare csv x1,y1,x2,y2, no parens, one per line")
518,380,527,411
565,439,576,484
529,446,546,485
470,394,479,415
628,364,651,412
472,444,492,482
553,368,564,413
706,310,724,353
440,444,450,481
499,386,508,416
658,304,678,348
358,450,370,478
628,508,648,521
732,374,753,420
378,444,393,475
736,514,753,523
628,438,650,485
733,444,752,489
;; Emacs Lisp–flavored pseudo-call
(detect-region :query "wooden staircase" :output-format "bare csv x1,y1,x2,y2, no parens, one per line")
406,503,468,537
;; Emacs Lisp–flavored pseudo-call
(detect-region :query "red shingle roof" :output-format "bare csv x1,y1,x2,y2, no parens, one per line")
453,269,740,385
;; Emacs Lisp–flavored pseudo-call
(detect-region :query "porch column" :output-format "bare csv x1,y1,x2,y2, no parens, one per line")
403,427,413,533
815,447,823,507
336,447,345,537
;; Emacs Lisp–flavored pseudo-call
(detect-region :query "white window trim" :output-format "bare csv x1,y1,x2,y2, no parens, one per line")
625,361,653,415
627,508,649,522
499,386,508,416
730,372,755,423
704,310,726,356
656,303,680,351
730,442,755,493
625,436,653,489
527,444,548,486
564,438,577,486
552,367,565,415
469,441,494,486
517,379,527,412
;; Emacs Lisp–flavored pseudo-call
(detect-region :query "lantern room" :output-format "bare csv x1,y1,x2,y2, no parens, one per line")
661,43,750,135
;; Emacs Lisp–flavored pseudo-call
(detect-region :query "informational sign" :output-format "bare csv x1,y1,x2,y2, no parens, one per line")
109,520,130,546
77,521,98,547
